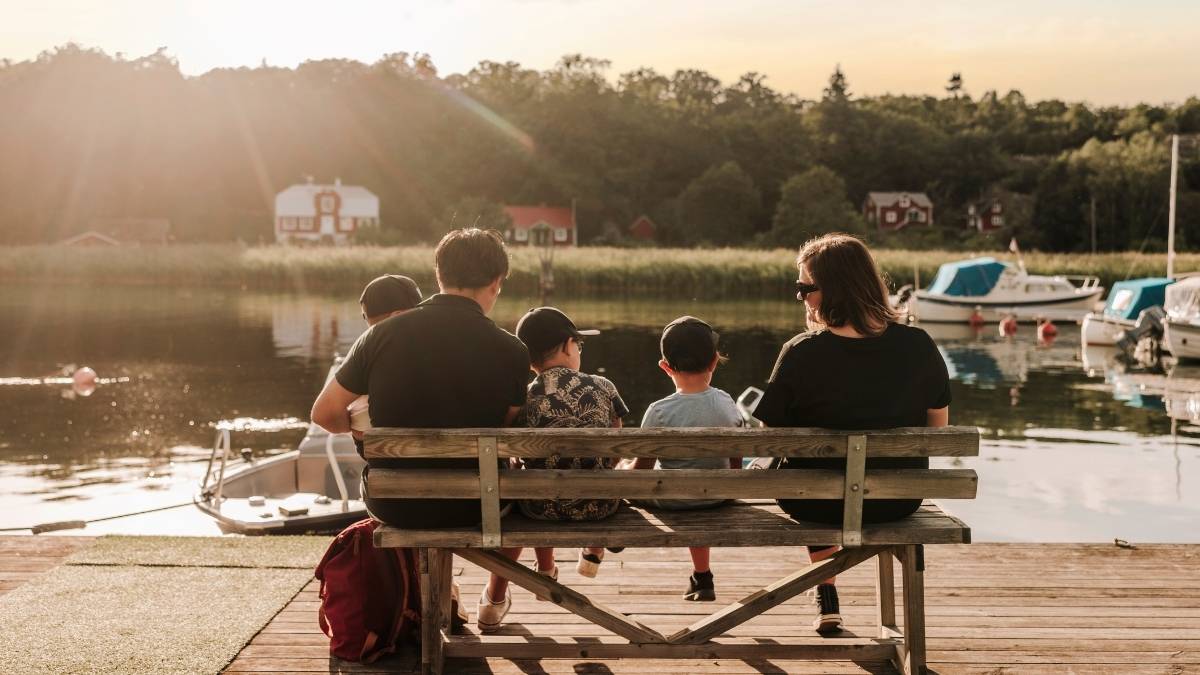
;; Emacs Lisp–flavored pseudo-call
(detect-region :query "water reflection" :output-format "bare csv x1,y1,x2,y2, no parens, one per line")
0,286,1195,540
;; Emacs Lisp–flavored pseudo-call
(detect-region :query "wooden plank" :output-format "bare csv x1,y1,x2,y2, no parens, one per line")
418,548,448,675
367,468,979,500
876,548,897,637
443,635,900,661
841,434,867,547
453,548,667,645
667,546,884,644
375,503,970,549
365,426,980,460
897,544,928,675
476,436,501,549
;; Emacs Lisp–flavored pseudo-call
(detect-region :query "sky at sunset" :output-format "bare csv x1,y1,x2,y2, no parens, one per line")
5,0,1199,106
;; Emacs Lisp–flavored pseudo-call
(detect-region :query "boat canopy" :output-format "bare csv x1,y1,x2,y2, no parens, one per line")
1102,278,1173,321
926,258,1008,297
1166,276,1200,319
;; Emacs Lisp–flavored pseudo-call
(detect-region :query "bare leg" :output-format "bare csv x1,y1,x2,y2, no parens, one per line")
485,547,523,601
534,547,556,572
689,546,711,573
808,545,838,585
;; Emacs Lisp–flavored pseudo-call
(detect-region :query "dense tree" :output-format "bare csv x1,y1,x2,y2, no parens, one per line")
0,45,1195,252
760,166,864,247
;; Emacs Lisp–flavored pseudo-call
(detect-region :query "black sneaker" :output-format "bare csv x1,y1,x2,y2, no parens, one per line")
684,571,716,602
812,583,843,633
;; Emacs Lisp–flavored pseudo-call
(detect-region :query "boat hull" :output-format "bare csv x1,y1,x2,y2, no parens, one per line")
1081,313,1135,346
912,289,1103,323
1165,321,1200,361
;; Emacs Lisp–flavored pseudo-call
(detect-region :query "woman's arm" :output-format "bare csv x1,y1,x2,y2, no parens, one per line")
926,406,949,427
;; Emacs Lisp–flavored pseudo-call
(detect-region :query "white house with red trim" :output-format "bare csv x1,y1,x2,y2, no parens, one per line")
503,205,577,247
274,178,379,244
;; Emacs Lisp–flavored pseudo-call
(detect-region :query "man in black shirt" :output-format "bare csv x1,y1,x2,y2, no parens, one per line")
310,228,529,530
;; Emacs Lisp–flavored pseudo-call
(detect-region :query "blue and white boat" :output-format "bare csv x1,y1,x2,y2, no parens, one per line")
908,257,1104,323
1081,277,1175,346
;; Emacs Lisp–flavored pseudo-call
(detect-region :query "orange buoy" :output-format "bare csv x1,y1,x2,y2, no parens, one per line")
968,306,985,327
999,315,1018,337
1037,317,1058,342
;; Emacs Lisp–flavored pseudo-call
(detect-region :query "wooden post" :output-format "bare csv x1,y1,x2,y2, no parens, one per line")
477,436,501,548
841,434,867,547
419,548,450,675
875,548,897,638
896,544,927,675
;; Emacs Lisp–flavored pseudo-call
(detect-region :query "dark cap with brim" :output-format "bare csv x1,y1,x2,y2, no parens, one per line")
661,315,719,373
516,307,599,358
360,274,422,319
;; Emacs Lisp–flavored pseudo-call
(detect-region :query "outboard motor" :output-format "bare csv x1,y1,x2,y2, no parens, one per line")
895,284,915,306
1117,306,1167,363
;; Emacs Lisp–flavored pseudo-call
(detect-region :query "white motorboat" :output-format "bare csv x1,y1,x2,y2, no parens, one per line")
905,257,1103,323
1081,278,1174,346
1164,277,1200,361
194,358,366,534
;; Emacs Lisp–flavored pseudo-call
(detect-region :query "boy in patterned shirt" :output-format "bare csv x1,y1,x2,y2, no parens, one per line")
476,307,628,632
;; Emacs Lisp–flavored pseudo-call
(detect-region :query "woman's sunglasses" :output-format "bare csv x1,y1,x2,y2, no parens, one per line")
795,281,820,300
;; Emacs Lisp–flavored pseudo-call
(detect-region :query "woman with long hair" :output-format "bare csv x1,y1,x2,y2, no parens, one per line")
754,233,951,633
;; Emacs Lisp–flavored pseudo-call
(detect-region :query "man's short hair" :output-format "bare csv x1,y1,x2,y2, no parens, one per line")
434,228,510,290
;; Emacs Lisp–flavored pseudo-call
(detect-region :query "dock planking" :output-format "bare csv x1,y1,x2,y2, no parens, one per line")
0,535,93,595
225,543,1200,674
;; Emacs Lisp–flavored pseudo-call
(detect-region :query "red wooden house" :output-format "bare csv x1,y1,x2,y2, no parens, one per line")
503,205,577,247
628,214,657,241
863,192,934,230
968,199,1005,232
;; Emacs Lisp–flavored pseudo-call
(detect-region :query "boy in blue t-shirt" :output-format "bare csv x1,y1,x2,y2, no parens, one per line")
632,316,742,601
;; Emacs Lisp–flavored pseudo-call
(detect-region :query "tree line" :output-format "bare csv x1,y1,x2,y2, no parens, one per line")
1,44,1198,251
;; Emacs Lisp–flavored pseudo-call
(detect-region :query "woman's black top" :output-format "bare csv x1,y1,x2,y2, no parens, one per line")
755,322,951,524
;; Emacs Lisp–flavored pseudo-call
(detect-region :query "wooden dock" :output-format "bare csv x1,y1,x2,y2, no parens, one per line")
3,537,1197,673
227,543,1198,674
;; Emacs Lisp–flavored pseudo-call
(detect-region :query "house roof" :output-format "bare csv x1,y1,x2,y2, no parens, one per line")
276,183,378,201
504,205,574,230
83,217,171,243
867,192,933,208
61,231,121,246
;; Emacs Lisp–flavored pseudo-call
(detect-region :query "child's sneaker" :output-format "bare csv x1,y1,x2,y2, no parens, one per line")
812,583,843,633
476,587,511,633
576,548,605,578
534,565,558,602
684,570,716,601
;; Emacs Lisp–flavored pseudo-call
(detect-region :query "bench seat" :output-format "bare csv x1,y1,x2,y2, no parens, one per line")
374,500,970,549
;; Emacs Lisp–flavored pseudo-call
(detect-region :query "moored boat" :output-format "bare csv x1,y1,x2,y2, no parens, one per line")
906,257,1103,323
1081,277,1174,346
1164,277,1200,361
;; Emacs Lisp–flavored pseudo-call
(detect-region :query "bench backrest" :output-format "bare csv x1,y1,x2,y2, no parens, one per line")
363,426,979,547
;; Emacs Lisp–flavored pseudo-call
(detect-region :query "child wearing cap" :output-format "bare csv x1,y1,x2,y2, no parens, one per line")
631,316,742,602
477,306,628,631
346,275,423,444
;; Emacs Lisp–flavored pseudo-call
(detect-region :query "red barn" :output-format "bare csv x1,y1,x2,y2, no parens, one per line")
968,199,1005,232
628,214,657,241
863,192,934,230
503,205,576,247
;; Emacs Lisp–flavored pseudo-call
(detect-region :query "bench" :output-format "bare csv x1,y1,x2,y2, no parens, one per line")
363,426,979,675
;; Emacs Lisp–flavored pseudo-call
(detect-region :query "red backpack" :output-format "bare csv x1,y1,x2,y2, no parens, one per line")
315,518,421,663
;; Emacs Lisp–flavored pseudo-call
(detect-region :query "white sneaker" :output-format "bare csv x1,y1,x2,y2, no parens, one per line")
577,548,604,578
535,565,559,602
476,587,511,633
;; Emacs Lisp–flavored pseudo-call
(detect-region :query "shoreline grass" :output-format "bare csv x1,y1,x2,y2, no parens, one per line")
0,244,1184,298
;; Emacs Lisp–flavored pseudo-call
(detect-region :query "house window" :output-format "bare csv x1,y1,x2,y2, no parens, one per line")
885,211,898,224
554,228,568,243
993,203,1002,213
992,215,1004,226
338,217,354,232
319,195,336,212
298,217,315,231
899,196,911,208
907,209,923,223
281,217,297,232
514,228,529,242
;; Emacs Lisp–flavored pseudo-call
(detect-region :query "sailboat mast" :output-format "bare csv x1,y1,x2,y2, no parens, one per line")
1168,133,1179,278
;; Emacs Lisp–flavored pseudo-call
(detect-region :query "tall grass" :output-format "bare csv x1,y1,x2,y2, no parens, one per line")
0,244,1184,298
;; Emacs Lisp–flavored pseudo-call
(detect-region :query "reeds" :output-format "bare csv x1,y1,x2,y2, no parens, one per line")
0,244,1183,298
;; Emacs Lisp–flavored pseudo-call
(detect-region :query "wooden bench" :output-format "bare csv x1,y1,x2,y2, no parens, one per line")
364,426,979,675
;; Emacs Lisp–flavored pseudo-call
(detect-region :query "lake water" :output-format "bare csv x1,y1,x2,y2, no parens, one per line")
1,286,1196,541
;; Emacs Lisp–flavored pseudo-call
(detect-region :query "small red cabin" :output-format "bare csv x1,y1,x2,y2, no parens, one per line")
503,205,577,247
628,214,657,241
863,192,934,230
968,199,1005,232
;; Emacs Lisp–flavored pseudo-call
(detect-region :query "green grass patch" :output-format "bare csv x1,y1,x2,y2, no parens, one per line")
0,244,1184,298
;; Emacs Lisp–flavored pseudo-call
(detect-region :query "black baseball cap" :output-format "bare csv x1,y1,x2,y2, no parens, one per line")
359,274,422,319
661,316,719,372
515,307,599,357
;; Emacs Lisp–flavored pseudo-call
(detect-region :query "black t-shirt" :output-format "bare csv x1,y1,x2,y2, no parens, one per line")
755,322,951,524
336,293,529,528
